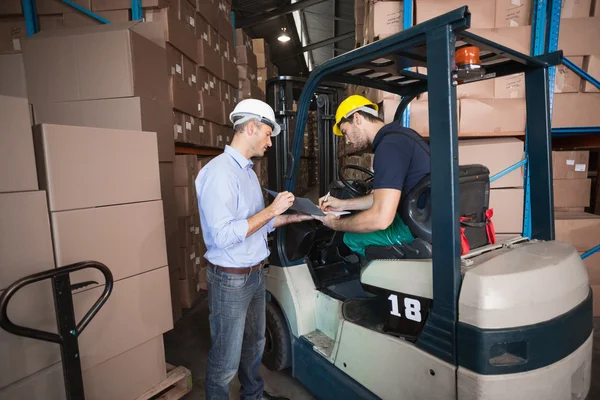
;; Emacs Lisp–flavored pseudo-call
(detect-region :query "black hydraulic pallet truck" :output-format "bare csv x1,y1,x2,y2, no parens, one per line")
0,261,113,400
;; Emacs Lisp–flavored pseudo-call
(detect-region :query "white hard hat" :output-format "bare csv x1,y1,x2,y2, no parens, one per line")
229,98,281,136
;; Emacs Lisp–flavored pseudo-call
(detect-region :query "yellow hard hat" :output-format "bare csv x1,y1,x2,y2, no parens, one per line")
333,94,379,136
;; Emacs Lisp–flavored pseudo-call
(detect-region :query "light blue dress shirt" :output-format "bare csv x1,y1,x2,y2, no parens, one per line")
195,145,275,269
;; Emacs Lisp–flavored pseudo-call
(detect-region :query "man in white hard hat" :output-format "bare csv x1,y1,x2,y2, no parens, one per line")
196,99,311,400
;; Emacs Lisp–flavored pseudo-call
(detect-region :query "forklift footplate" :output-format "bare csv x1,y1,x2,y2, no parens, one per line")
134,364,192,400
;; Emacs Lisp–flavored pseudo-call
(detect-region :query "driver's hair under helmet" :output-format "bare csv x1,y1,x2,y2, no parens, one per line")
333,95,379,136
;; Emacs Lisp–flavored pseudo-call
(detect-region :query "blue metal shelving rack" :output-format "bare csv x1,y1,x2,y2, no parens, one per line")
528,0,599,260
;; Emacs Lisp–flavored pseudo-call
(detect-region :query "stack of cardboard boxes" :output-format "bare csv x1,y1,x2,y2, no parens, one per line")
173,155,207,308
235,30,266,101
552,150,600,315
0,40,172,400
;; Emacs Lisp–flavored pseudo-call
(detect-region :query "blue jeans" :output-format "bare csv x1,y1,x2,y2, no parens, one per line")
205,264,266,400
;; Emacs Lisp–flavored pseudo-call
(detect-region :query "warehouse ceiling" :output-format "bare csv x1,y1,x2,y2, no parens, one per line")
233,0,355,77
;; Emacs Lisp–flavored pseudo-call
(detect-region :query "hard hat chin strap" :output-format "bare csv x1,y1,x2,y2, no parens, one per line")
346,106,379,120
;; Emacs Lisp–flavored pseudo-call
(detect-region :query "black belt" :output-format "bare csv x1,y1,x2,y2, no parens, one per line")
210,260,266,275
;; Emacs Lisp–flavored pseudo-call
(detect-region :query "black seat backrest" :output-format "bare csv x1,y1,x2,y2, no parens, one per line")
400,164,491,245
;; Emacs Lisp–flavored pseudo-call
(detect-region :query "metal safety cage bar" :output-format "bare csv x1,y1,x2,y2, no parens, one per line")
21,0,144,35
282,6,560,365
401,0,414,128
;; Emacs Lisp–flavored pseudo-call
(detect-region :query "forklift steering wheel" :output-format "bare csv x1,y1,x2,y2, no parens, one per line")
339,165,375,197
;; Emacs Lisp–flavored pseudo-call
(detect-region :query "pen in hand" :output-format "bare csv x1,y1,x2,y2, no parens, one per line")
320,191,330,209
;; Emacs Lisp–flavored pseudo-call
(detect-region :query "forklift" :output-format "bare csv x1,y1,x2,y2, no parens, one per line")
261,7,593,400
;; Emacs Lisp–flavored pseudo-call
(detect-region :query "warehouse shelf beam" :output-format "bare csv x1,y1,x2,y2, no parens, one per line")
552,127,600,135
235,0,329,29
62,0,111,23
581,245,600,260
490,159,528,183
563,57,600,91
22,0,147,36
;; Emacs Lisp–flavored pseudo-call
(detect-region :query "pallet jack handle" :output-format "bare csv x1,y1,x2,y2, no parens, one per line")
0,261,113,399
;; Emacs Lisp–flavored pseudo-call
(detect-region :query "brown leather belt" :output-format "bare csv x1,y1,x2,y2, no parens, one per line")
210,261,266,275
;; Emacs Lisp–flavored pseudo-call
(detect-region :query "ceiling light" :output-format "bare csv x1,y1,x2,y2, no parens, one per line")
278,28,290,42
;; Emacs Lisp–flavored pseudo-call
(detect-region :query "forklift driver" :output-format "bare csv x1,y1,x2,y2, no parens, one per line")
318,94,431,239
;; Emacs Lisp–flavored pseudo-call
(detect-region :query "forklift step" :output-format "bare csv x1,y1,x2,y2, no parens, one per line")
303,330,335,359
134,364,192,400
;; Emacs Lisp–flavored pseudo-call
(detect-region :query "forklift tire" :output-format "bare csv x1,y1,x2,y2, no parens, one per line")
263,300,292,371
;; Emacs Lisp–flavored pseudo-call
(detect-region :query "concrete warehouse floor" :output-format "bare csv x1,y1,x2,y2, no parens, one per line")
164,296,600,400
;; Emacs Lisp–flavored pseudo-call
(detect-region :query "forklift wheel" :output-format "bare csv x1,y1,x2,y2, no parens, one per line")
263,300,292,371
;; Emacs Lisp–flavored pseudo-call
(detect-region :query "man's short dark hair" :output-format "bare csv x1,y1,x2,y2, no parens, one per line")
338,109,384,129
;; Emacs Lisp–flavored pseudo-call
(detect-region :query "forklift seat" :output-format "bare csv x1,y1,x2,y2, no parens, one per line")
364,164,491,260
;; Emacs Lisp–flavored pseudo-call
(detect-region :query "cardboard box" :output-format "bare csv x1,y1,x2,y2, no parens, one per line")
494,73,525,99
38,14,65,30
170,74,199,116
582,55,600,93
239,79,265,101
173,109,186,142
182,113,200,145
0,191,55,291
197,14,222,78
552,151,590,179
51,200,168,287
252,38,269,55
165,216,182,270
169,270,183,322
180,0,197,35
178,215,195,248
416,0,495,28
406,99,460,137
199,90,225,124
145,8,197,62
33,97,174,162
365,1,403,42
555,57,585,93
238,65,257,83
0,282,59,390
180,274,201,308
458,138,524,189
92,0,170,11
196,0,220,26
160,162,177,219
180,244,199,279
0,363,65,400
219,80,229,103
0,0,22,15
0,17,26,54
174,154,197,187
222,56,238,87
0,96,38,193
74,267,172,369
583,252,600,285
175,186,197,217
553,93,600,127
62,9,130,27
36,0,91,14
558,17,600,56
554,179,591,208
196,67,219,96
82,335,166,400
235,28,253,50
460,98,526,136
592,285,600,316
166,43,184,78
22,21,169,105
469,26,532,55
33,124,161,212
236,45,258,70
561,0,593,18
217,9,233,44
0,54,27,97
495,0,533,27
489,188,525,233
555,211,600,251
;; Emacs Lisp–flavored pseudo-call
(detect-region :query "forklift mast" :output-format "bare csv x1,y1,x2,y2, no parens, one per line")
265,76,345,198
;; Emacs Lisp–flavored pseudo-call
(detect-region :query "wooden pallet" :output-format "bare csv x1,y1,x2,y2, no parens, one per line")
135,364,192,400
